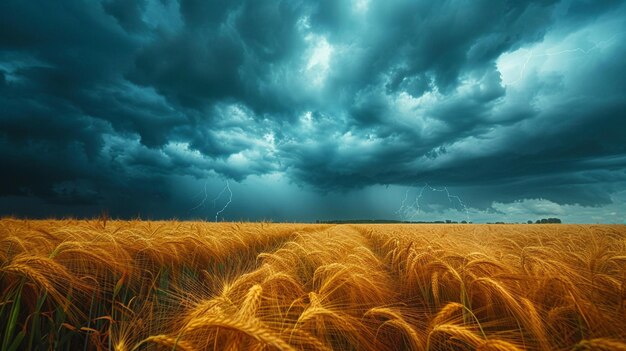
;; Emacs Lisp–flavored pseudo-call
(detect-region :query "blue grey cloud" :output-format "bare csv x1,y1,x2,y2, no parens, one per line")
1,0,625,221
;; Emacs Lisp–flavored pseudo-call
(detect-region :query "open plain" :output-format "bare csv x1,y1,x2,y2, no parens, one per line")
1,219,625,350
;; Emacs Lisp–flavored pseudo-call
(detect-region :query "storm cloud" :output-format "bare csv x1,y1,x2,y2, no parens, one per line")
1,0,625,222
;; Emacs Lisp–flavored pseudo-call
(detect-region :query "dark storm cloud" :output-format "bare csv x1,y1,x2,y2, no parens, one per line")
1,0,625,219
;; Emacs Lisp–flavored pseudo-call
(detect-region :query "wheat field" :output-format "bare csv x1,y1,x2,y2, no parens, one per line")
0,219,625,350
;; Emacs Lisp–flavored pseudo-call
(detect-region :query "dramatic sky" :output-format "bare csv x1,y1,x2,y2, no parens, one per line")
1,0,625,223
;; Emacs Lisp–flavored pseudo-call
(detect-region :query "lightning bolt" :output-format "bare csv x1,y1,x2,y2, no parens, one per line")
397,183,470,223
212,181,228,208
440,186,470,222
507,49,534,86
188,179,209,214
188,179,233,221
505,33,622,86
214,180,232,222
398,187,412,218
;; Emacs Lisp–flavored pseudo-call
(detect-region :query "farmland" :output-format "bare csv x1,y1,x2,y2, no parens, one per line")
1,219,625,350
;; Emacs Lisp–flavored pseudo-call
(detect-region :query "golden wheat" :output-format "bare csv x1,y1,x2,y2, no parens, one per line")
0,219,624,350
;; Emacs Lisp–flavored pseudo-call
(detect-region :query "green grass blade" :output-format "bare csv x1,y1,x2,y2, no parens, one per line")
7,330,25,351
2,281,24,351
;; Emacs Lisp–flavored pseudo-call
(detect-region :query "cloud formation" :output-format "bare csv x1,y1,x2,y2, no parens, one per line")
1,0,625,221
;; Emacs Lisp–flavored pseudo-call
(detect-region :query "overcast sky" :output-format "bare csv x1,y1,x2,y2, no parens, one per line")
1,0,625,223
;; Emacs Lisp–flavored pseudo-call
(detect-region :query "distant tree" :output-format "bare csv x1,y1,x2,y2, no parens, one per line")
533,218,562,223
527,220,533,224
461,220,467,224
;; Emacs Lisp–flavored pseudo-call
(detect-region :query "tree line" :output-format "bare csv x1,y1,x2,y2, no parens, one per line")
528,218,562,224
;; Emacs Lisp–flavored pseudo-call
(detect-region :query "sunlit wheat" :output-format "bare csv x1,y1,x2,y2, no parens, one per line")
0,219,624,350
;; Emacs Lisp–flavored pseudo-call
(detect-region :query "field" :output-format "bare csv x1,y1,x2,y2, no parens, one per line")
1,219,625,350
